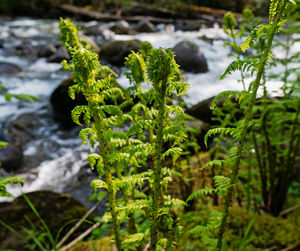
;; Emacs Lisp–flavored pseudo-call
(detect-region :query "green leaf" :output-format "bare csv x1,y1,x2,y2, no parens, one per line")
90,179,108,191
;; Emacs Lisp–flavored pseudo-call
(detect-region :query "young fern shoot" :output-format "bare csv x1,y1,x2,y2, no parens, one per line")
59,18,123,250
203,1,293,249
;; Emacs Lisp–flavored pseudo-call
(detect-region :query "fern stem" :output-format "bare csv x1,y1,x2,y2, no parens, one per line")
92,106,122,251
217,1,287,249
150,81,167,250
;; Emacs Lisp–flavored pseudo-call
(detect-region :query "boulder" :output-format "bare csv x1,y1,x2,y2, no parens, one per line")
135,20,157,33
83,24,115,41
50,78,87,129
110,20,131,34
0,62,22,74
173,40,208,73
99,39,142,66
48,46,70,63
175,21,200,31
0,144,23,172
36,44,57,58
0,191,94,251
15,42,37,59
185,97,214,124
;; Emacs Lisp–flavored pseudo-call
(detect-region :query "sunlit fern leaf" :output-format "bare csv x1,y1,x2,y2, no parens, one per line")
117,199,149,213
71,105,89,126
269,0,279,23
162,147,183,164
240,24,269,52
87,153,103,170
90,179,108,191
121,231,149,250
113,172,151,191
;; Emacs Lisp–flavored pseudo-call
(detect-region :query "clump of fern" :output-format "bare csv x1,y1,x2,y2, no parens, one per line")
124,45,189,250
186,1,297,250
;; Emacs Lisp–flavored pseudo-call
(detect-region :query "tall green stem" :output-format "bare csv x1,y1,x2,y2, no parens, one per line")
150,81,167,250
92,105,122,251
217,2,287,249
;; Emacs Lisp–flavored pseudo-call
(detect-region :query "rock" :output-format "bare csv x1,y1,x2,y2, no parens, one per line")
50,78,87,129
6,113,42,148
0,144,23,172
185,96,242,125
0,62,22,74
175,21,200,31
36,44,57,58
83,24,115,40
80,35,100,53
0,191,94,251
48,46,70,63
173,41,208,73
15,42,37,59
135,20,157,33
185,119,211,151
110,20,131,34
185,97,214,124
99,39,142,66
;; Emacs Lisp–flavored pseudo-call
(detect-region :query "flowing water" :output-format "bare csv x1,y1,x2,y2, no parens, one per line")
0,17,298,205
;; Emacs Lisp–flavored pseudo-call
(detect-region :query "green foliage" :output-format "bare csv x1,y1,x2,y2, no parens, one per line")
0,176,24,197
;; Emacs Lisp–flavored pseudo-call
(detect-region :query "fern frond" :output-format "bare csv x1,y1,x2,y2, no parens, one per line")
210,91,239,109
90,179,108,191
79,127,97,146
162,147,183,164
214,175,231,196
122,231,149,250
240,24,269,52
87,153,103,170
186,187,215,202
71,105,89,126
204,128,237,146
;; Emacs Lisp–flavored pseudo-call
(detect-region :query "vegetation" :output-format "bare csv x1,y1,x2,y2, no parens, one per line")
0,0,299,250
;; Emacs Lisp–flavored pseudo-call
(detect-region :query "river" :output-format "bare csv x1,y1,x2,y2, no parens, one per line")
0,17,298,206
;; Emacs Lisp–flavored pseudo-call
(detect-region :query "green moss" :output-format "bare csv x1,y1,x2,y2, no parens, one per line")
180,206,300,250
67,237,112,251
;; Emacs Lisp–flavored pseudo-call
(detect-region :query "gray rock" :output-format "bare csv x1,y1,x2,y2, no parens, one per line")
48,46,70,63
0,144,23,172
99,39,142,66
110,20,130,34
36,44,57,58
135,20,157,33
84,24,115,40
173,40,208,73
0,62,22,74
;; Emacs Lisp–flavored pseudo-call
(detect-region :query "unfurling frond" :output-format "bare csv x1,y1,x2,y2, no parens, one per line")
87,153,103,170
71,105,89,126
90,179,108,191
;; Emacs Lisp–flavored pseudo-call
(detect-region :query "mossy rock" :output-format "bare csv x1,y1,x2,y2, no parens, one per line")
225,207,300,250
67,237,113,251
180,206,300,250
0,191,94,251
